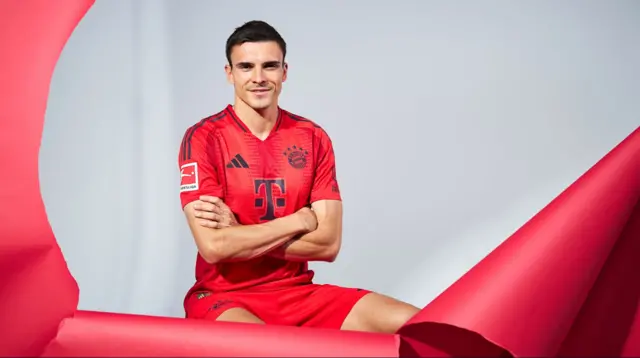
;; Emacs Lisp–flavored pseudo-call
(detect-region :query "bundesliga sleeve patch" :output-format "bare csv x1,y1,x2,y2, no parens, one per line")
180,162,199,192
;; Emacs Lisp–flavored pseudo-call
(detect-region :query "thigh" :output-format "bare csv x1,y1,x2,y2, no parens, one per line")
341,292,420,333
216,307,265,324
278,284,371,329
184,291,265,323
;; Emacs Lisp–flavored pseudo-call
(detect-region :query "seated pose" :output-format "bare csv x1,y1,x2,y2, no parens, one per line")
178,20,419,333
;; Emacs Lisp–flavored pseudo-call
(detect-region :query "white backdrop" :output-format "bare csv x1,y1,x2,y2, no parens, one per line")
41,0,640,318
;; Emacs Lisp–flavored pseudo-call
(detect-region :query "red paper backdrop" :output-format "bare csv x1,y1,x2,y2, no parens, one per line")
1,1,638,356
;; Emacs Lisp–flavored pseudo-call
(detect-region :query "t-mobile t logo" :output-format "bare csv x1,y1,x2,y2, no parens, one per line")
254,178,286,221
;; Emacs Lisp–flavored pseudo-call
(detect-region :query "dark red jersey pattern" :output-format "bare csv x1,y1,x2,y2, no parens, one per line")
178,105,341,297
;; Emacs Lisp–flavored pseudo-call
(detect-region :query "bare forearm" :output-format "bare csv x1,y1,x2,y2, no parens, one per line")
205,213,307,263
271,200,342,262
271,228,339,262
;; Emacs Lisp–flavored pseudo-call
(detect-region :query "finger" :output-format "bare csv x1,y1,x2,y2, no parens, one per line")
200,196,230,211
198,219,218,228
194,201,222,214
199,195,221,204
218,202,232,211
194,211,221,221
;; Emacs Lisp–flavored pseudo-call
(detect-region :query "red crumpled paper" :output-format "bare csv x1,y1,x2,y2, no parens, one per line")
1,1,638,356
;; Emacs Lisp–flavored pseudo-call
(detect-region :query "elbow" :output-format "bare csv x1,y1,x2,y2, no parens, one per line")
201,246,223,264
200,235,228,264
322,241,340,262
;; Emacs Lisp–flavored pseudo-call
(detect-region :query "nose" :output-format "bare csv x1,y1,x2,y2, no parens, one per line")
252,67,265,84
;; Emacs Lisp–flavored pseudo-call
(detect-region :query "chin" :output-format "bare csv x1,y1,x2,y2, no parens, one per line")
246,98,273,110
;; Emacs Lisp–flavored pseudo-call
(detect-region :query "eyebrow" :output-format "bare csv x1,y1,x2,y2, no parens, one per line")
235,61,282,68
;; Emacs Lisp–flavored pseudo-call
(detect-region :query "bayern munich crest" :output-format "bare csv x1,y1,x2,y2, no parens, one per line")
284,145,308,169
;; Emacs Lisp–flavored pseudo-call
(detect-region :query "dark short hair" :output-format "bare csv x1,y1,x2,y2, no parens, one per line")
225,20,287,65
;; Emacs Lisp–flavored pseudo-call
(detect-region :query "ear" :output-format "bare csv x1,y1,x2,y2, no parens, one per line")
224,64,233,84
282,62,288,83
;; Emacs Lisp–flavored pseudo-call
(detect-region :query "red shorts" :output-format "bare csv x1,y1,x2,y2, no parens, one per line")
184,284,370,329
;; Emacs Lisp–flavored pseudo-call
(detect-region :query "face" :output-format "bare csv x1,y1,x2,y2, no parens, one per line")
225,41,287,111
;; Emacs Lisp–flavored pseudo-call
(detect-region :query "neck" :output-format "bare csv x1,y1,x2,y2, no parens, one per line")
233,99,279,139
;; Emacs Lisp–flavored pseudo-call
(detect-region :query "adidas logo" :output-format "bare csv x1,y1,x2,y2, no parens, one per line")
226,154,249,168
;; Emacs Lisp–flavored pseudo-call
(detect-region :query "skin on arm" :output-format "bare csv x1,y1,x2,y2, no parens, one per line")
178,125,318,265
192,125,344,263
184,202,317,264
269,199,342,262
187,121,343,264
270,125,346,262
193,196,341,262
192,196,240,229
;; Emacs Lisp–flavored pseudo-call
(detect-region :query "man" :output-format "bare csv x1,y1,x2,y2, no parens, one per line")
178,20,419,332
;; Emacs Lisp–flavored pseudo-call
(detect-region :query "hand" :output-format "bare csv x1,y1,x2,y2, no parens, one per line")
193,196,239,229
296,206,318,232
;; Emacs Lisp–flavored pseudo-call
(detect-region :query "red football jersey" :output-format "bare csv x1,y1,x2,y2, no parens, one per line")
178,105,341,294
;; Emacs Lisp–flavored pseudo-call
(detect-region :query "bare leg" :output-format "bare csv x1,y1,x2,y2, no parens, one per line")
340,292,419,333
216,307,265,324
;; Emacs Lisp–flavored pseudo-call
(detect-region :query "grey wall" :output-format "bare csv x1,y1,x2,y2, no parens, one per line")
41,0,640,317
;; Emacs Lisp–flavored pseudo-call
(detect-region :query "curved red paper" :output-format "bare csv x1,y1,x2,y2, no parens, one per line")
42,310,401,357
0,0,93,356
557,202,640,356
6,1,637,357
398,126,640,357
0,2,403,357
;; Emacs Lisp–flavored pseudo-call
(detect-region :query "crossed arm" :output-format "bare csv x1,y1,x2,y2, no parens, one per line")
183,197,342,264
269,199,342,262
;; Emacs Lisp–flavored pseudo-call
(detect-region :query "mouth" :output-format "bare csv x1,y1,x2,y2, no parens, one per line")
249,88,271,98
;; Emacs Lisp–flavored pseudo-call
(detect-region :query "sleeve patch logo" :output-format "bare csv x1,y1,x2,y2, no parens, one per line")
180,162,199,192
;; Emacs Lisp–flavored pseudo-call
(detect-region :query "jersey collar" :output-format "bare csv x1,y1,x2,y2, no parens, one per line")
225,104,284,136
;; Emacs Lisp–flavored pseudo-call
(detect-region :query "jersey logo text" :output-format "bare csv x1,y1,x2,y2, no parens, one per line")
283,145,308,169
180,162,199,192
226,154,249,169
254,179,286,221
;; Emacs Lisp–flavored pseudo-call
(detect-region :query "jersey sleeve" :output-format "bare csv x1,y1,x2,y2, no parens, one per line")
310,128,342,203
178,126,224,209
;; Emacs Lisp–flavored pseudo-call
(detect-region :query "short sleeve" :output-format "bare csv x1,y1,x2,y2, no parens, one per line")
310,129,341,203
178,126,224,208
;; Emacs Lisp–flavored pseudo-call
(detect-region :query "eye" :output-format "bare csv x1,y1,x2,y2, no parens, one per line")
263,62,281,70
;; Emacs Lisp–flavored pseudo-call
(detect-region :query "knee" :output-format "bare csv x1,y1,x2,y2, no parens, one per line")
384,304,420,333
342,293,420,334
